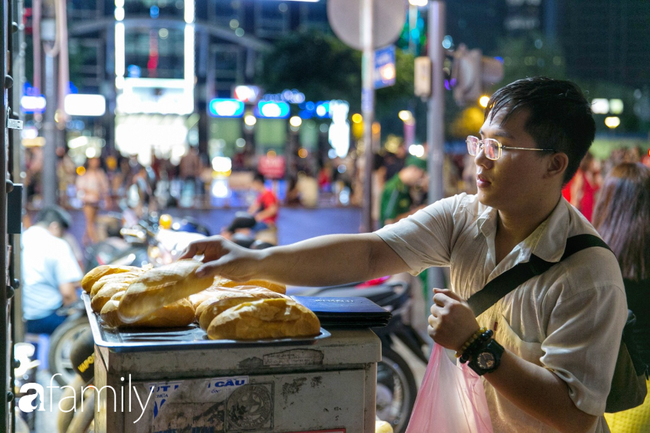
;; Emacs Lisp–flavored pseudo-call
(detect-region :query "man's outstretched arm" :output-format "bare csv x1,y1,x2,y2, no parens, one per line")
180,233,410,286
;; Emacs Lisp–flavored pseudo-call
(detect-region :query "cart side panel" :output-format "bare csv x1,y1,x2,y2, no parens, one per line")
121,369,368,432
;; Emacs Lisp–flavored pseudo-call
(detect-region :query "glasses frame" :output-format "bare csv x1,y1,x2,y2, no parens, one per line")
466,135,556,161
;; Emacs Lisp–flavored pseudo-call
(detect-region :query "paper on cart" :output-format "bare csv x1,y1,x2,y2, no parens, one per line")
127,375,249,432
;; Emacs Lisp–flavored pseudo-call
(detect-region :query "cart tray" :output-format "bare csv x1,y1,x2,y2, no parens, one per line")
82,293,331,352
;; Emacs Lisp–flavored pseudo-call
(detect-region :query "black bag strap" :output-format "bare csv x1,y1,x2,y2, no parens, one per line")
467,234,611,316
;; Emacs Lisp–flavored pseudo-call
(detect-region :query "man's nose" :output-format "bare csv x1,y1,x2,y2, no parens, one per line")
474,144,492,167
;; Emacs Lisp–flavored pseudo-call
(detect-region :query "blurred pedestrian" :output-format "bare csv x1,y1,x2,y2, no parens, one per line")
382,140,408,182
379,155,427,227
76,157,112,244
126,165,157,219
248,172,279,231
248,173,279,244
567,152,602,221
179,146,201,199
21,206,83,335
591,162,650,432
56,147,77,209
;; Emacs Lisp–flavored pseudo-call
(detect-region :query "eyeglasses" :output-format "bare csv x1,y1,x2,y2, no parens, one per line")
466,135,555,161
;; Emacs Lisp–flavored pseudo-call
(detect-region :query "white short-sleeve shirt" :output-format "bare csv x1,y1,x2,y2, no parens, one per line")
376,193,627,433
21,225,84,320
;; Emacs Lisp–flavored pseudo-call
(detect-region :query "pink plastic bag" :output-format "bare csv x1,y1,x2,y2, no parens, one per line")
405,343,493,433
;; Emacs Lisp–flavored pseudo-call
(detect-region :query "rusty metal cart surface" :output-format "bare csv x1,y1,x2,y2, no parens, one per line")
84,294,381,433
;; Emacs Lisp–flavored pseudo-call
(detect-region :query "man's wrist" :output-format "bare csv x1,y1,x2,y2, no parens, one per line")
463,333,505,376
456,326,486,358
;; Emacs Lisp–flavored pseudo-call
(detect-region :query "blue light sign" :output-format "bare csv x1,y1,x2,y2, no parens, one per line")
21,95,47,114
208,99,245,118
375,45,396,89
256,101,290,119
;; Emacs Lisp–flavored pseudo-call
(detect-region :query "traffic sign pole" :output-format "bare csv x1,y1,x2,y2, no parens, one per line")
361,0,374,232
427,1,447,300
327,0,406,232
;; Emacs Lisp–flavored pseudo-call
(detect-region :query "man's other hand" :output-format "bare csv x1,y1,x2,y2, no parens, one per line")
428,288,480,352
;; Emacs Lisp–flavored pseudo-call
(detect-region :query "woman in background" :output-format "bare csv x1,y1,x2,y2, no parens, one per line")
570,152,603,221
76,157,111,244
592,162,650,432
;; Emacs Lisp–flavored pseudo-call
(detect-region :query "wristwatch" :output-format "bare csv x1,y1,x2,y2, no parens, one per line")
468,339,504,376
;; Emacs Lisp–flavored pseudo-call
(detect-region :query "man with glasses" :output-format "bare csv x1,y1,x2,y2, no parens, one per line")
181,77,625,432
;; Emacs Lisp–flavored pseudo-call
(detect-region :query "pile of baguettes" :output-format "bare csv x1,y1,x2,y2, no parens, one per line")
82,259,321,340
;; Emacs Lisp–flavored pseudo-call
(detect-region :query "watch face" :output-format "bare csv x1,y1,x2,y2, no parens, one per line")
477,352,496,369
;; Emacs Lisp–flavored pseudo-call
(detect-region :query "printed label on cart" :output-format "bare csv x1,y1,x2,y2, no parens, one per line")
264,349,324,367
132,376,249,433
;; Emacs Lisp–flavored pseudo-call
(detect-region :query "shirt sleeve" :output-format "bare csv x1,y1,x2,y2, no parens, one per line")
375,195,461,275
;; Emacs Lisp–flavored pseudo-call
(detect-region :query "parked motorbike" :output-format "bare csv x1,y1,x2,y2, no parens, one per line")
47,303,91,387
222,211,278,248
57,327,95,433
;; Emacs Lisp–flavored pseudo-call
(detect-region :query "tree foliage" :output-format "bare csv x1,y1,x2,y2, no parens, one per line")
493,32,567,84
257,30,416,121
491,33,643,134
258,31,361,106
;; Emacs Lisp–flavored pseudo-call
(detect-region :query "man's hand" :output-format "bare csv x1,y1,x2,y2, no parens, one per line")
179,236,261,281
427,288,480,351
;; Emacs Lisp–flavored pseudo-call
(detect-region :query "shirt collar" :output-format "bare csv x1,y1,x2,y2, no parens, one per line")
475,197,571,264
476,203,497,239
525,197,572,263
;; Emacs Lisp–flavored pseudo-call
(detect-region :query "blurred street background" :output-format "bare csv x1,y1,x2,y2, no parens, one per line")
16,0,650,230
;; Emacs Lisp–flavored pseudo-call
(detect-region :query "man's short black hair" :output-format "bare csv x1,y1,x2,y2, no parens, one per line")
486,77,596,185
37,205,72,230
253,172,266,184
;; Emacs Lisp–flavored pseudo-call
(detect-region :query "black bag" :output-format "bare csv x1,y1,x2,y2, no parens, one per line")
467,234,647,413
606,310,648,413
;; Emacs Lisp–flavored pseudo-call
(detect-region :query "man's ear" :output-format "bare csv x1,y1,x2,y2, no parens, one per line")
546,152,569,180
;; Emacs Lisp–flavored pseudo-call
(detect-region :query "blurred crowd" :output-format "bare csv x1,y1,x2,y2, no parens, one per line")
21,141,650,237
25,147,213,215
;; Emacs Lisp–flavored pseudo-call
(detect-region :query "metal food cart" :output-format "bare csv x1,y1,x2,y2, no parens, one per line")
85,294,381,433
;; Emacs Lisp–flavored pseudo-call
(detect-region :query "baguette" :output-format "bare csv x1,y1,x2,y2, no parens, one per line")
188,287,234,311
82,265,141,293
101,297,195,328
117,260,214,323
207,298,321,340
193,289,244,322
197,288,287,329
217,278,287,295
198,295,257,330
90,271,144,298
90,281,129,313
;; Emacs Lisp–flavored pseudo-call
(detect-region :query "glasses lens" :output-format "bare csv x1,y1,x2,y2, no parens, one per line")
466,136,479,156
484,138,500,160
